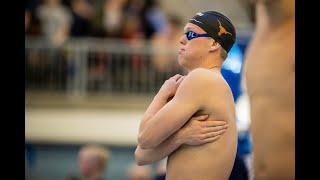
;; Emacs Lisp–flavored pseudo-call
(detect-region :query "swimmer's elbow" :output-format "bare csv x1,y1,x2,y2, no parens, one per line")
137,160,147,166
134,149,145,165
136,157,148,166
134,147,151,166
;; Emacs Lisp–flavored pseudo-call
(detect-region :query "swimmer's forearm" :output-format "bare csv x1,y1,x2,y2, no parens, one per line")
139,93,170,133
135,133,182,165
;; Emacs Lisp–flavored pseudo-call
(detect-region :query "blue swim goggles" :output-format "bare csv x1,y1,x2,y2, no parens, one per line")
185,31,210,41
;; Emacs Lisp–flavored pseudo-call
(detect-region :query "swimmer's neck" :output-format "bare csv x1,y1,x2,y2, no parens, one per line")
186,65,222,74
186,56,223,73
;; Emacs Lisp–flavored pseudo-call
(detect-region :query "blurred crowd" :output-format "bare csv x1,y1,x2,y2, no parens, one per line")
25,0,185,92
25,0,182,46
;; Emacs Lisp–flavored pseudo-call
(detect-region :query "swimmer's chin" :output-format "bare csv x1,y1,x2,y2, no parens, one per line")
177,58,187,68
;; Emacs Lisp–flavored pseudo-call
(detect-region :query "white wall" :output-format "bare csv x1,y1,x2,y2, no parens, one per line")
26,108,144,146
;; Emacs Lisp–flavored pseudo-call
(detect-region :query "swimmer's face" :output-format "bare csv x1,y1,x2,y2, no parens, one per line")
178,23,213,70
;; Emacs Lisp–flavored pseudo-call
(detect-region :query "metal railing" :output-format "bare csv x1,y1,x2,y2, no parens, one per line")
25,36,185,96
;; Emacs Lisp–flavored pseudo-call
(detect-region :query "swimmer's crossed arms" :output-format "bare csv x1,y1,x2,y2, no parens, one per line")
135,69,230,165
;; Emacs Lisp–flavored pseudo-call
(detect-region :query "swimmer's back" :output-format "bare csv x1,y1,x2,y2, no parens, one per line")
166,68,238,180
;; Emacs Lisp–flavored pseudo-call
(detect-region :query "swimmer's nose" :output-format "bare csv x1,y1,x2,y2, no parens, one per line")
179,34,187,45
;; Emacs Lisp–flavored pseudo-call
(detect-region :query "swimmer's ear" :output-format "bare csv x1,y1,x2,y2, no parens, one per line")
209,41,220,52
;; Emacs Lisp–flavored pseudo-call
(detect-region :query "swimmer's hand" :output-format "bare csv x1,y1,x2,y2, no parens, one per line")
176,115,228,145
158,74,184,100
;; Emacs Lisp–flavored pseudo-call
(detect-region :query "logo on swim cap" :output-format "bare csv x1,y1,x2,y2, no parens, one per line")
217,20,232,36
196,12,204,16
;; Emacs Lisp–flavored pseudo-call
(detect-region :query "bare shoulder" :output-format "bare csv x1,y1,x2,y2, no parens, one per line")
175,68,230,98
185,68,227,88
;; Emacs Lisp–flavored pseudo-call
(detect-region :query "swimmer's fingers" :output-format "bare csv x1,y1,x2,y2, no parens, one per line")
203,135,222,143
203,124,228,133
204,120,227,127
176,76,185,86
191,114,209,121
201,129,226,140
170,74,183,81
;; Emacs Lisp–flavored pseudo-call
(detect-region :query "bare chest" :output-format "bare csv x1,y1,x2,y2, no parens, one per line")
244,33,294,99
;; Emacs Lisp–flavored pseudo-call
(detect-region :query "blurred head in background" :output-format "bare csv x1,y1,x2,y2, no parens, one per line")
126,163,152,180
36,0,72,46
152,14,183,44
78,144,110,180
70,0,95,37
151,14,183,72
46,0,62,6
71,0,94,20
103,0,127,37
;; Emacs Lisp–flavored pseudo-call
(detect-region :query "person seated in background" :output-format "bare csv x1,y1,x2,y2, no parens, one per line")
126,163,152,180
77,144,110,180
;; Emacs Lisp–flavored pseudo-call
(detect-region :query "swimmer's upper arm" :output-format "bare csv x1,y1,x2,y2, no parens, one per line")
138,69,213,149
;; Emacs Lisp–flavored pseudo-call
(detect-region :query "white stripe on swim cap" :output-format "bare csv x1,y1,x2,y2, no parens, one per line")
196,12,204,16
190,18,204,24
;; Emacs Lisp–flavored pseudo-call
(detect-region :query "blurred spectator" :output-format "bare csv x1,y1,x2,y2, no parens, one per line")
121,13,148,92
36,0,73,46
85,0,106,38
25,5,41,36
125,0,145,16
103,0,127,37
76,144,110,180
87,52,109,91
124,0,153,39
151,14,182,73
121,13,145,41
144,0,167,35
70,0,95,37
126,163,152,180
150,14,183,89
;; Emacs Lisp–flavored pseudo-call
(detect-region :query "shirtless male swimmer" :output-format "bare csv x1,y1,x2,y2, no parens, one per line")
241,0,295,179
135,11,238,180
